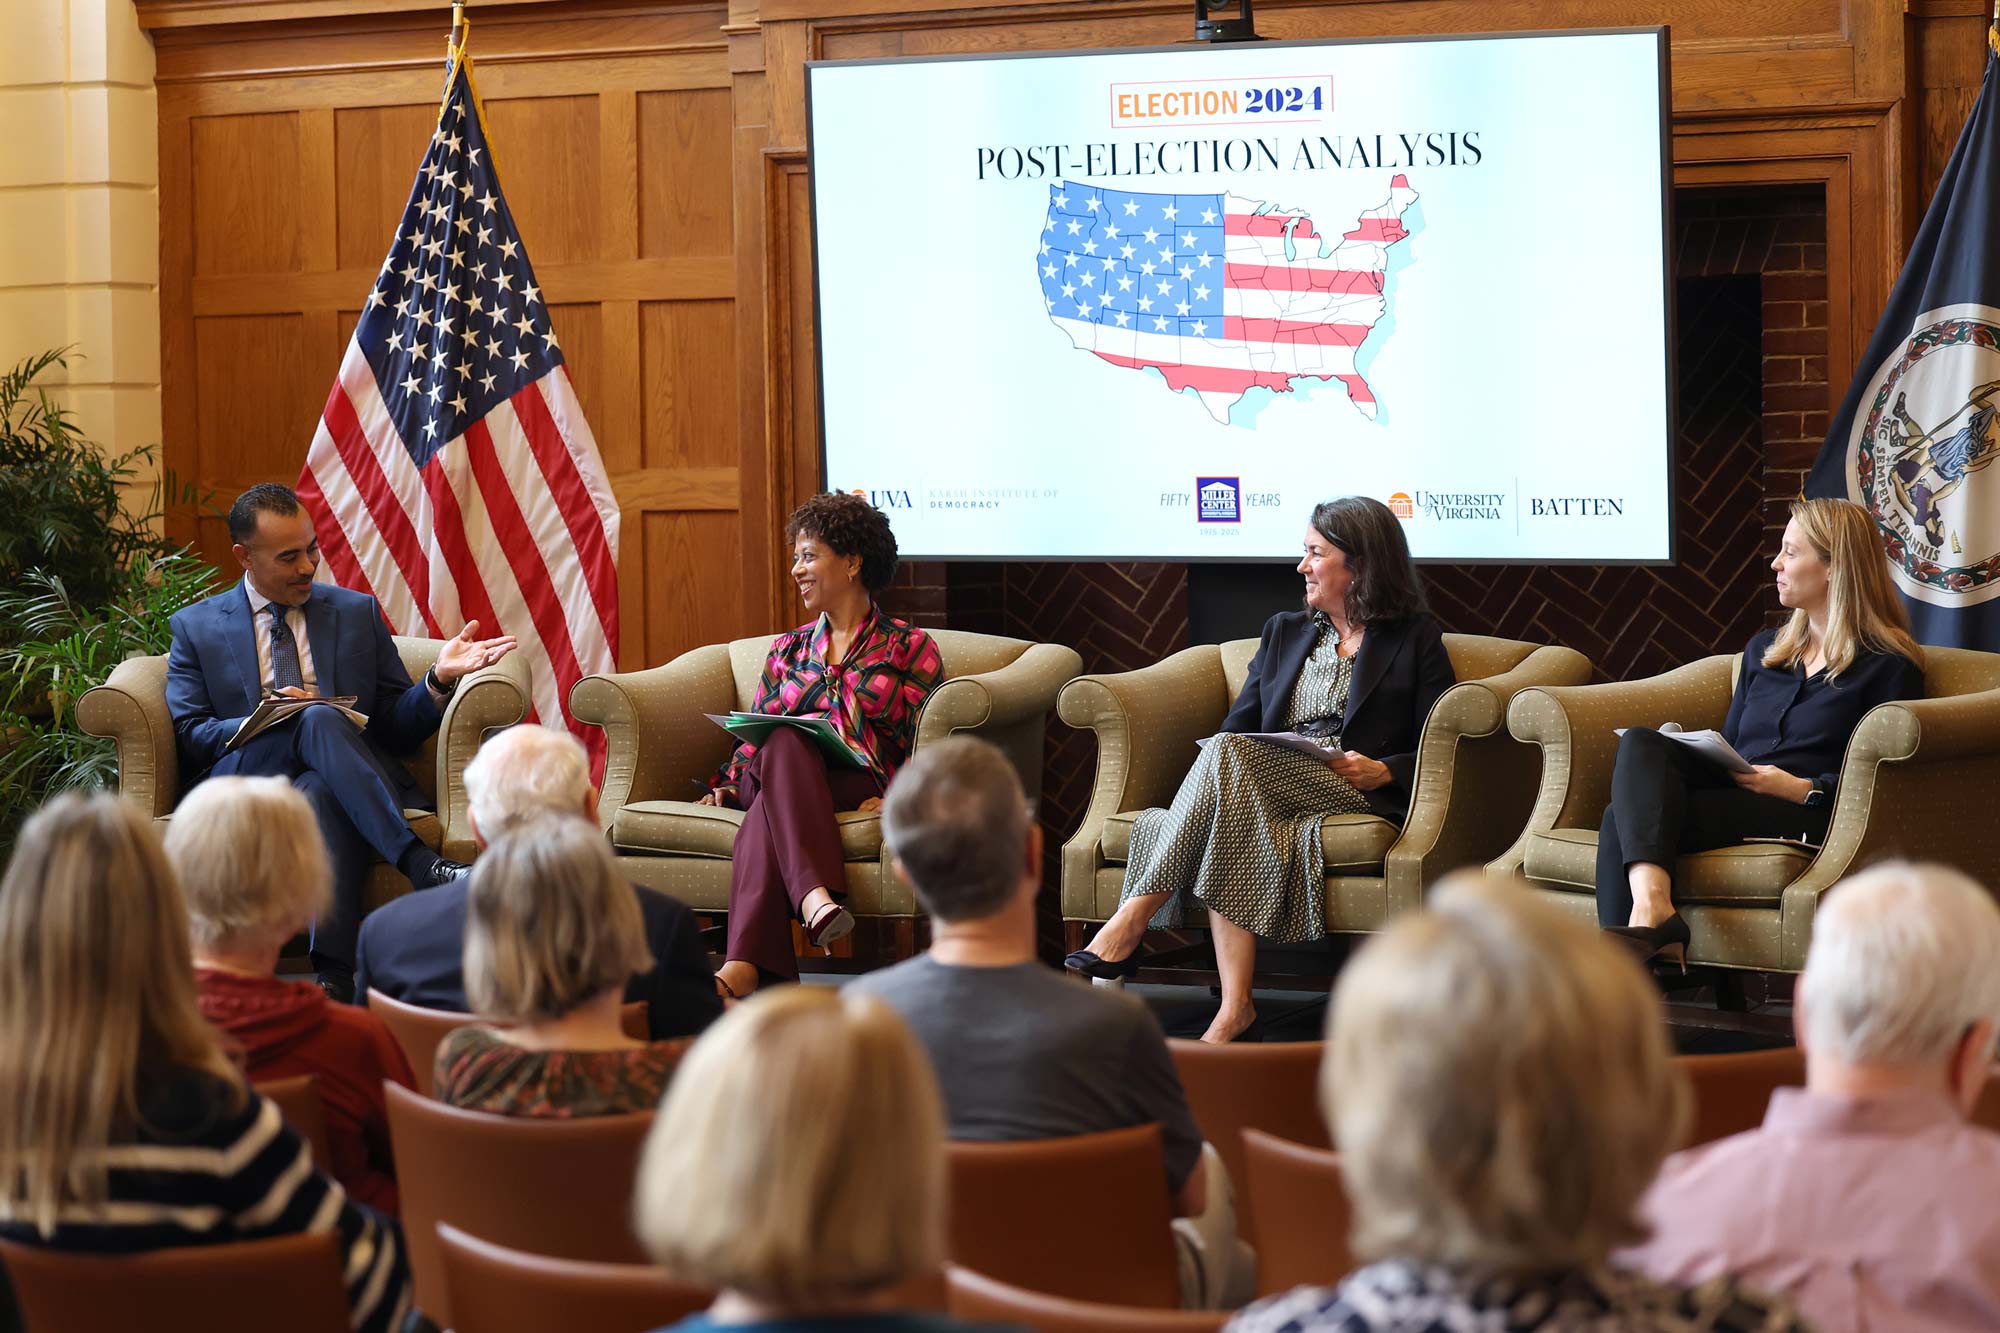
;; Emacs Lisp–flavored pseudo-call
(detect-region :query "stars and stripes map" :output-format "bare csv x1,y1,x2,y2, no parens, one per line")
1038,177,1416,423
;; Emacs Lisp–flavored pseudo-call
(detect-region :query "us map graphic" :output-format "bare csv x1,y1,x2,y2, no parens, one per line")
1037,176,1418,424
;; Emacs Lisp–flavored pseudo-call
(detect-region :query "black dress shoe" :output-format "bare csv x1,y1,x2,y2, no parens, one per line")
407,854,471,890
1063,948,1141,980
317,972,356,1005
1606,912,1691,972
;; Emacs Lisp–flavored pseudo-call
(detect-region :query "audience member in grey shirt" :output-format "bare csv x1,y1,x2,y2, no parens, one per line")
853,737,1250,1308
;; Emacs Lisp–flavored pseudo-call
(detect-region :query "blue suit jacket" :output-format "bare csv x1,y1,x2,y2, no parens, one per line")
1219,610,1456,819
165,581,441,794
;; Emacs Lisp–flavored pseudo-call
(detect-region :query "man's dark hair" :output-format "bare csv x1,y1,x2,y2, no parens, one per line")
1309,495,1429,625
785,492,901,594
227,483,304,547
879,738,1029,923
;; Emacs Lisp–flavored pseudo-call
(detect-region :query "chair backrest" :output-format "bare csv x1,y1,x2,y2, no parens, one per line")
723,628,1031,711
254,1074,334,1169
367,989,478,1097
1241,1129,1354,1297
0,1232,350,1333
1921,645,2000,698
1166,1038,1327,1247
385,1081,656,1326
944,1123,1179,1308
438,1223,710,1333
619,1000,648,1041
1219,631,1544,702
1676,1046,1806,1148
944,1265,1227,1333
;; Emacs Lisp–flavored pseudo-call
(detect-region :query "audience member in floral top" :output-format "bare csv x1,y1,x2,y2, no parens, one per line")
434,817,684,1118
700,492,944,1001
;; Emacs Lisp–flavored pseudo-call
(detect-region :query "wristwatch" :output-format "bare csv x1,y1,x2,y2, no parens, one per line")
1803,783,1828,809
424,666,460,697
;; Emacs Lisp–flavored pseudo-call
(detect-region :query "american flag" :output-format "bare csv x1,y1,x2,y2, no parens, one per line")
1038,175,1416,424
298,50,619,769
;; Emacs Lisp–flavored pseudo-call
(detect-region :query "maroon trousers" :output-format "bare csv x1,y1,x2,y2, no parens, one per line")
725,727,884,982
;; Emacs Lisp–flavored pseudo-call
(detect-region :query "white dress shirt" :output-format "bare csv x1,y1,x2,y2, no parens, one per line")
243,578,320,694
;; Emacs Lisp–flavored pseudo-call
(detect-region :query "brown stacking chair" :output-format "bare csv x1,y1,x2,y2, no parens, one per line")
385,1081,655,1327
620,1000,649,1040
368,990,479,1097
438,1224,709,1333
1242,1129,1353,1296
0,1232,349,1333
1167,1038,1327,1245
1677,1047,1805,1148
944,1123,1179,1308
254,1073,335,1169
945,1265,1226,1332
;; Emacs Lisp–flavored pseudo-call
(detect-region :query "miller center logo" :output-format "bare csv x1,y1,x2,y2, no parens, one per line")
1852,304,2000,605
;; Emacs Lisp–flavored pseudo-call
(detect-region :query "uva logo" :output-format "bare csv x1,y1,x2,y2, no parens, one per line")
847,487,914,510
1388,492,1414,519
1851,305,2000,606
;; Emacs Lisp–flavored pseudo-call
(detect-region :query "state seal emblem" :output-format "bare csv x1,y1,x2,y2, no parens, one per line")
1851,303,2000,606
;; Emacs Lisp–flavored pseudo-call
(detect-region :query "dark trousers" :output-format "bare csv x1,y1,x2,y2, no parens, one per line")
725,728,883,982
212,707,427,974
1595,726,1830,926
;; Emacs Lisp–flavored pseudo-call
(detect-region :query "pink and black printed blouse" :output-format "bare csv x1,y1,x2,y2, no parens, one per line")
710,605,944,800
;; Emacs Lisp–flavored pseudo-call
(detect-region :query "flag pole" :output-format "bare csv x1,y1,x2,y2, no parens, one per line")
1990,0,1998,59
449,0,469,64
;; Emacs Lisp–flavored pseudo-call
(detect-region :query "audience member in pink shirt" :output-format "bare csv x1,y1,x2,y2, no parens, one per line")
1624,860,2000,1333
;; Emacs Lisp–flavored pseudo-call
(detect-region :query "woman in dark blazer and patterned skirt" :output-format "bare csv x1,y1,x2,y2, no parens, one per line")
1067,496,1456,1043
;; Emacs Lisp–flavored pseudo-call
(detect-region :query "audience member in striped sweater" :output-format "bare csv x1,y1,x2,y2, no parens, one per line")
0,794,411,1333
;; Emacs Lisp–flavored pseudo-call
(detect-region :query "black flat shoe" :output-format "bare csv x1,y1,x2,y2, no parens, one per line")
1063,948,1140,980
1607,913,1691,971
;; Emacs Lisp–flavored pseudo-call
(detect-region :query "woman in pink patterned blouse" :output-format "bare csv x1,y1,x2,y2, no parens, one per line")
698,493,945,1000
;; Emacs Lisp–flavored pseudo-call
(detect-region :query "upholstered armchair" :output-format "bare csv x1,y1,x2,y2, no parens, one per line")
570,630,1082,956
1490,646,2000,971
1058,633,1591,944
75,639,532,908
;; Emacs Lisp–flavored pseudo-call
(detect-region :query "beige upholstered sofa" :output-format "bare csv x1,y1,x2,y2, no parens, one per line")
1058,633,1592,944
569,630,1082,956
76,640,532,908
1490,646,2000,971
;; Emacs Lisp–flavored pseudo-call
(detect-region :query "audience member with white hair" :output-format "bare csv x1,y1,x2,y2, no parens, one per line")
1229,872,1804,1333
167,776,416,1213
354,723,720,1038
1623,861,2000,1331
434,815,684,1116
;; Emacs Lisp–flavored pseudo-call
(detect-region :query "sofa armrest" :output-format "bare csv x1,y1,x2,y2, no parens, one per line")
917,642,1083,743
1386,645,1595,909
1488,655,1736,876
75,654,177,820
1056,646,1230,918
570,645,738,826
1773,688,2000,968
431,651,533,859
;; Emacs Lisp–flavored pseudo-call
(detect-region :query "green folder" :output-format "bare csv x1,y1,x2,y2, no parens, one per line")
705,711,870,770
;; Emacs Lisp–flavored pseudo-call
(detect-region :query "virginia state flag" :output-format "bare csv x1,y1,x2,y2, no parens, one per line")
1806,38,2000,648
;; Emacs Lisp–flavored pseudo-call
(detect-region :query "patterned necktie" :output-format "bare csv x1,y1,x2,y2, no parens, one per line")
267,606,304,691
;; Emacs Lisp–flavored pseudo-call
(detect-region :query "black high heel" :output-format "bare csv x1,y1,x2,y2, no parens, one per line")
1607,913,1691,972
1063,948,1141,980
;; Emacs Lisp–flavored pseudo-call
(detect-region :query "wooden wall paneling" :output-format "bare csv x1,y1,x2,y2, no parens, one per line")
731,46,785,630
1672,112,1892,405
159,103,199,543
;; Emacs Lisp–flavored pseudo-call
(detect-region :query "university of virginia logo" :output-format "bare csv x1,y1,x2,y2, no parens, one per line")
1853,305,2000,606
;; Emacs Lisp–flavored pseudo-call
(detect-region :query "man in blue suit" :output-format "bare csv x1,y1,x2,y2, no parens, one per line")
167,483,517,1001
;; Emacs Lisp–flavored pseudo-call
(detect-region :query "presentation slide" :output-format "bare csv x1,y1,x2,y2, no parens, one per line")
807,30,1673,562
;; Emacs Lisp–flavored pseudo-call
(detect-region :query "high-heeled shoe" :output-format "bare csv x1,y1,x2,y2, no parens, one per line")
1063,948,1141,981
1607,913,1691,972
805,900,854,948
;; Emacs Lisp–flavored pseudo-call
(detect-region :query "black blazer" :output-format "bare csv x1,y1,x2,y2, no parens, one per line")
1219,610,1457,819
354,878,723,1040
